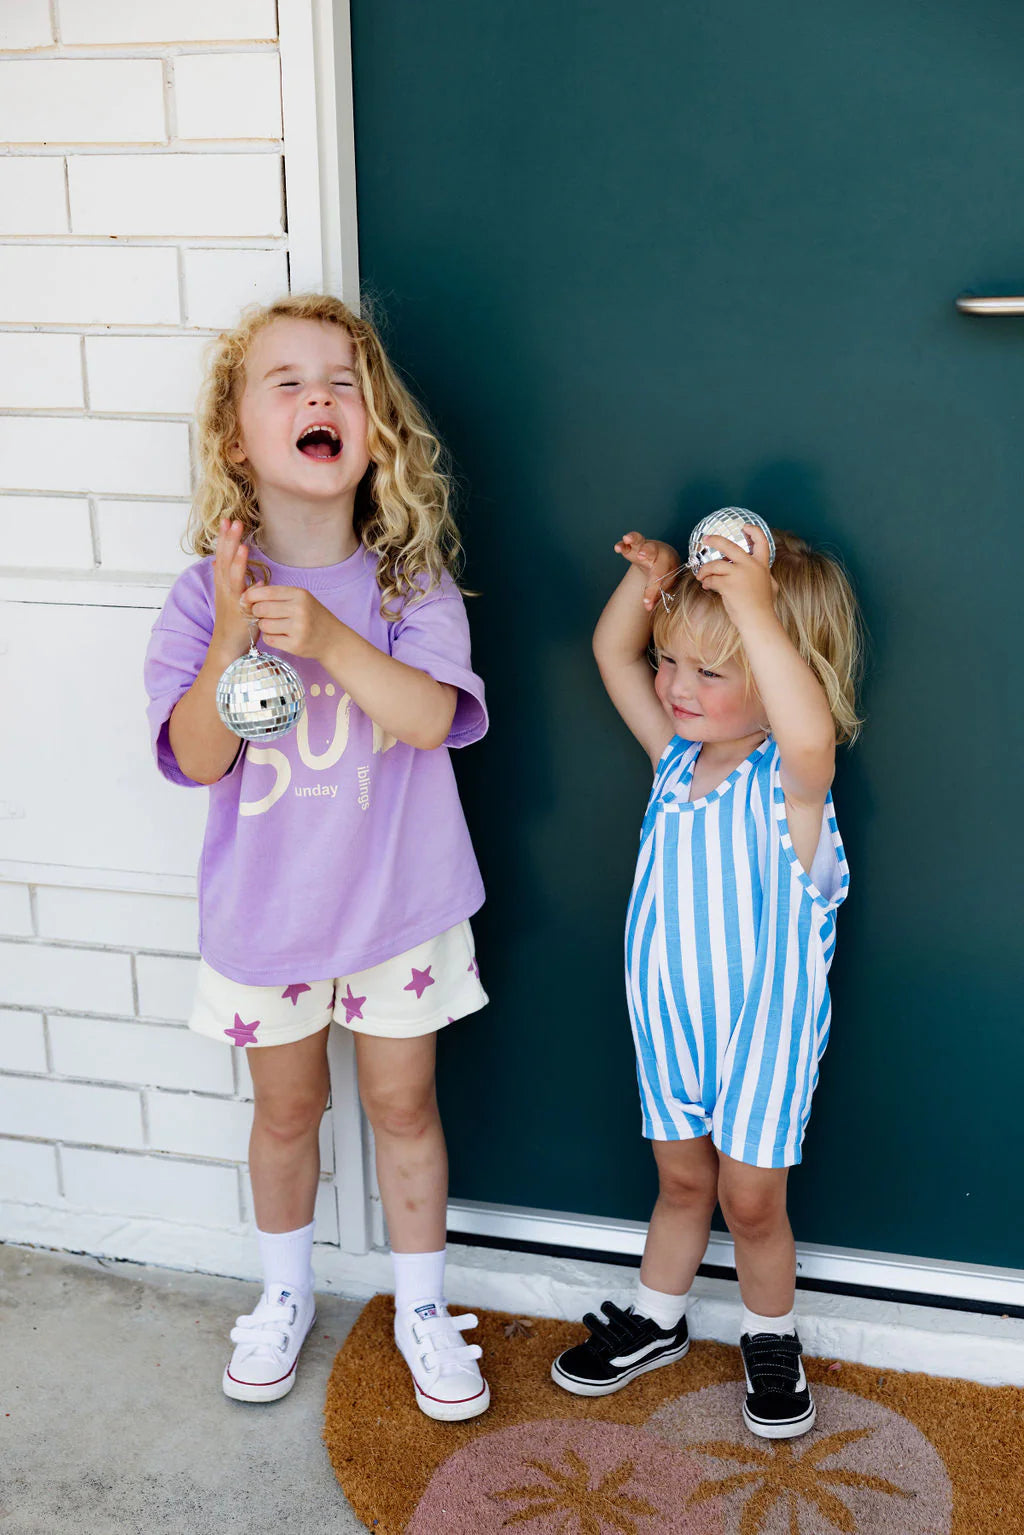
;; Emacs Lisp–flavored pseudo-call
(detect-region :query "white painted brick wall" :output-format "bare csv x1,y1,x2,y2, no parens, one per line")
0,1,54,51
0,335,85,411
0,160,69,235
0,885,34,938
0,418,191,497
0,1075,144,1148
174,54,283,141
135,954,201,1023
0,497,95,570
95,501,194,575
182,248,291,328
58,0,279,46
62,1147,240,1226
0,940,134,1014
0,61,167,144
48,1017,233,1095
84,337,209,416
69,154,284,237
0,1009,48,1074
0,7,351,1272
35,888,199,952
0,246,180,325
0,1138,61,1206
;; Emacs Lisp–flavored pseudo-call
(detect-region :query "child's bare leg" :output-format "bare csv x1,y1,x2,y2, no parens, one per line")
640,1136,719,1293
247,1028,331,1231
716,1153,795,1318
355,1032,448,1252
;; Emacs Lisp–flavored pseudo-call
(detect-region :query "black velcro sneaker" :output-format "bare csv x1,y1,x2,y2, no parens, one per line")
550,1300,690,1397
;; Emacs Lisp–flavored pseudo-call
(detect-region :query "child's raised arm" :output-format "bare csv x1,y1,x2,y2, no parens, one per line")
593,532,679,767
167,519,254,785
697,528,836,807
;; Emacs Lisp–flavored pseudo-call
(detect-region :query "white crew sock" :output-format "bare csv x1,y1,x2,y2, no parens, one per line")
741,1304,796,1337
257,1220,316,1296
635,1280,689,1332
392,1247,447,1312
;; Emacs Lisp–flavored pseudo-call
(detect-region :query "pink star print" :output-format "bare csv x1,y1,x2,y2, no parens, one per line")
340,984,366,1023
404,965,436,1000
467,956,479,978
224,1014,260,1046
281,983,311,1006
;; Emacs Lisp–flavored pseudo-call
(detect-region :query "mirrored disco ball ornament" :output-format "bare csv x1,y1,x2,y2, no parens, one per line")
216,634,305,742
688,507,776,574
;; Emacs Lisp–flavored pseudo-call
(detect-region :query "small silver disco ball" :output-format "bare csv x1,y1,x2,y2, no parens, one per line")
215,646,305,742
688,507,776,574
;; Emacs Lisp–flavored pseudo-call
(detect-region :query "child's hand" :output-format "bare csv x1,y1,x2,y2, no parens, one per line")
614,532,682,611
211,518,256,655
241,584,341,662
695,524,776,623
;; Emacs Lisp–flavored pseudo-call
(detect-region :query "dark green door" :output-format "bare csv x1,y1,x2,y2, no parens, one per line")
350,0,1024,1268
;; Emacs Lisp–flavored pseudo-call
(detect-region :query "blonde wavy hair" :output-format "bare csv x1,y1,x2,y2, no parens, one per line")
187,292,462,616
652,529,864,743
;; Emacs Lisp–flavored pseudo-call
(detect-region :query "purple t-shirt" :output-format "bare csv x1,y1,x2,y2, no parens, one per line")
144,547,487,985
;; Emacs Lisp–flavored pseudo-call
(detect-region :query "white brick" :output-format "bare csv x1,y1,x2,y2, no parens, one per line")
0,885,33,938
0,1138,60,1205
0,246,179,325
0,160,67,235
0,1075,143,1147
182,247,288,328
69,154,283,237
58,0,278,45
62,1146,240,1225
146,1089,251,1161
0,418,190,496
0,334,83,410
0,940,133,1014
135,954,199,1023
35,888,198,953
0,2,53,50
0,1009,48,1073
85,335,208,415
96,500,194,575
0,61,165,143
174,54,282,141
0,496,94,570
49,1016,232,1094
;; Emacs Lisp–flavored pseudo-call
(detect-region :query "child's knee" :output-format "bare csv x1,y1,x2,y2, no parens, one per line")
655,1149,718,1211
252,1088,328,1146
718,1182,787,1241
360,1084,437,1140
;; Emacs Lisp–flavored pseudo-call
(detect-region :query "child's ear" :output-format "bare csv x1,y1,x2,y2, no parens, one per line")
226,441,247,464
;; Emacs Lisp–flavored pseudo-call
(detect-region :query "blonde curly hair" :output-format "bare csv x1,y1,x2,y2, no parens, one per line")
187,293,462,616
652,528,864,744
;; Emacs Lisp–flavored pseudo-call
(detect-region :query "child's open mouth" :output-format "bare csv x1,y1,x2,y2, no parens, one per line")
296,425,342,461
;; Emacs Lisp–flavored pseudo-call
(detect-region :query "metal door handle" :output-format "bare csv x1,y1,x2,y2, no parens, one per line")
956,295,1024,314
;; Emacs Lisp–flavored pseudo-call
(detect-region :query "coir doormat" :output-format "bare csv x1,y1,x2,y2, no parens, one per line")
323,1295,1024,1534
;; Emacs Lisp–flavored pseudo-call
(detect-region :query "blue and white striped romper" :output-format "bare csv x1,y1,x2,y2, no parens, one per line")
624,734,849,1168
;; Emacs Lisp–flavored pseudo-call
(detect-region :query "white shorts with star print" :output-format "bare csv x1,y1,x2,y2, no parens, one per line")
188,920,487,1048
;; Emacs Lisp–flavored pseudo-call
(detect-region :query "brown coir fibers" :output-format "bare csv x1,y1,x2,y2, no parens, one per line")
323,1294,1024,1534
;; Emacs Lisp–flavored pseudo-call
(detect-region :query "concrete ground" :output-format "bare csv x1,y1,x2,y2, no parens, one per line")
0,1243,368,1535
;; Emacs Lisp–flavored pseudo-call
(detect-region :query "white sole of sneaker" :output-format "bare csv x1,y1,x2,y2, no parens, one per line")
550,1339,690,1397
222,1362,299,1403
742,1398,817,1439
412,1378,491,1422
